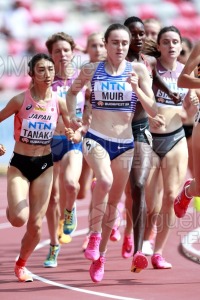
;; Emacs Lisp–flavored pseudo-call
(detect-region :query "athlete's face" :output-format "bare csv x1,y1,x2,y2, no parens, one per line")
128,22,146,53
144,22,160,41
157,31,182,61
33,58,55,86
86,35,107,63
51,40,74,71
105,29,130,62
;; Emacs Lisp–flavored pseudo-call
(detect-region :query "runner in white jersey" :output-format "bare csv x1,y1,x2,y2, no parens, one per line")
66,23,158,283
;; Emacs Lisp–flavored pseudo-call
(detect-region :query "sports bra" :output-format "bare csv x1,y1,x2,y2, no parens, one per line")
14,89,59,145
52,72,85,118
91,61,137,113
153,60,188,108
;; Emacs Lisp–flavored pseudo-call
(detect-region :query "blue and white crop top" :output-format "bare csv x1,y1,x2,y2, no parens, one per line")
91,61,138,113
153,60,188,108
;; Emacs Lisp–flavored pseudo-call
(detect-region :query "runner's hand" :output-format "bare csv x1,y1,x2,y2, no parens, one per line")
149,114,165,129
65,128,82,143
0,144,6,156
70,117,83,131
126,72,139,90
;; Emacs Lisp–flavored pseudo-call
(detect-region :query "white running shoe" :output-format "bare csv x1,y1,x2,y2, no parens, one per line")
142,240,153,256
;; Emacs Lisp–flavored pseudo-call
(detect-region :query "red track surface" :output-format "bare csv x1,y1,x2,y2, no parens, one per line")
0,175,200,300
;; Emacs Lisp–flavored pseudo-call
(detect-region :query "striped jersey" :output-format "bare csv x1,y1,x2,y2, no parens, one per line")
91,61,138,113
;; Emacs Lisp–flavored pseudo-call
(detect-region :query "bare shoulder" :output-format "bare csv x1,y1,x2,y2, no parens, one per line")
142,54,156,63
132,61,148,75
10,91,25,107
145,54,156,66
0,91,25,118
141,54,156,71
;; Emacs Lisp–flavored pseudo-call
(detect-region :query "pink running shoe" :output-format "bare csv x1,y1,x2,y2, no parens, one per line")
89,256,105,283
82,235,90,252
110,202,123,242
14,265,33,282
174,179,193,218
151,254,172,269
122,235,133,259
84,233,101,261
131,251,148,273
110,227,121,242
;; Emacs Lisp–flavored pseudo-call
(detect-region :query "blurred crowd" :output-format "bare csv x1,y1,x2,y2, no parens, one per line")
0,0,200,92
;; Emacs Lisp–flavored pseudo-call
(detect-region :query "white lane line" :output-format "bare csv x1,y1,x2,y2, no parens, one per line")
181,227,200,263
0,209,6,216
30,274,140,300
29,228,141,300
0,222,12,229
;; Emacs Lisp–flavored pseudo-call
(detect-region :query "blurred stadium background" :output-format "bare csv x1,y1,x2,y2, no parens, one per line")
0,0,200,171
